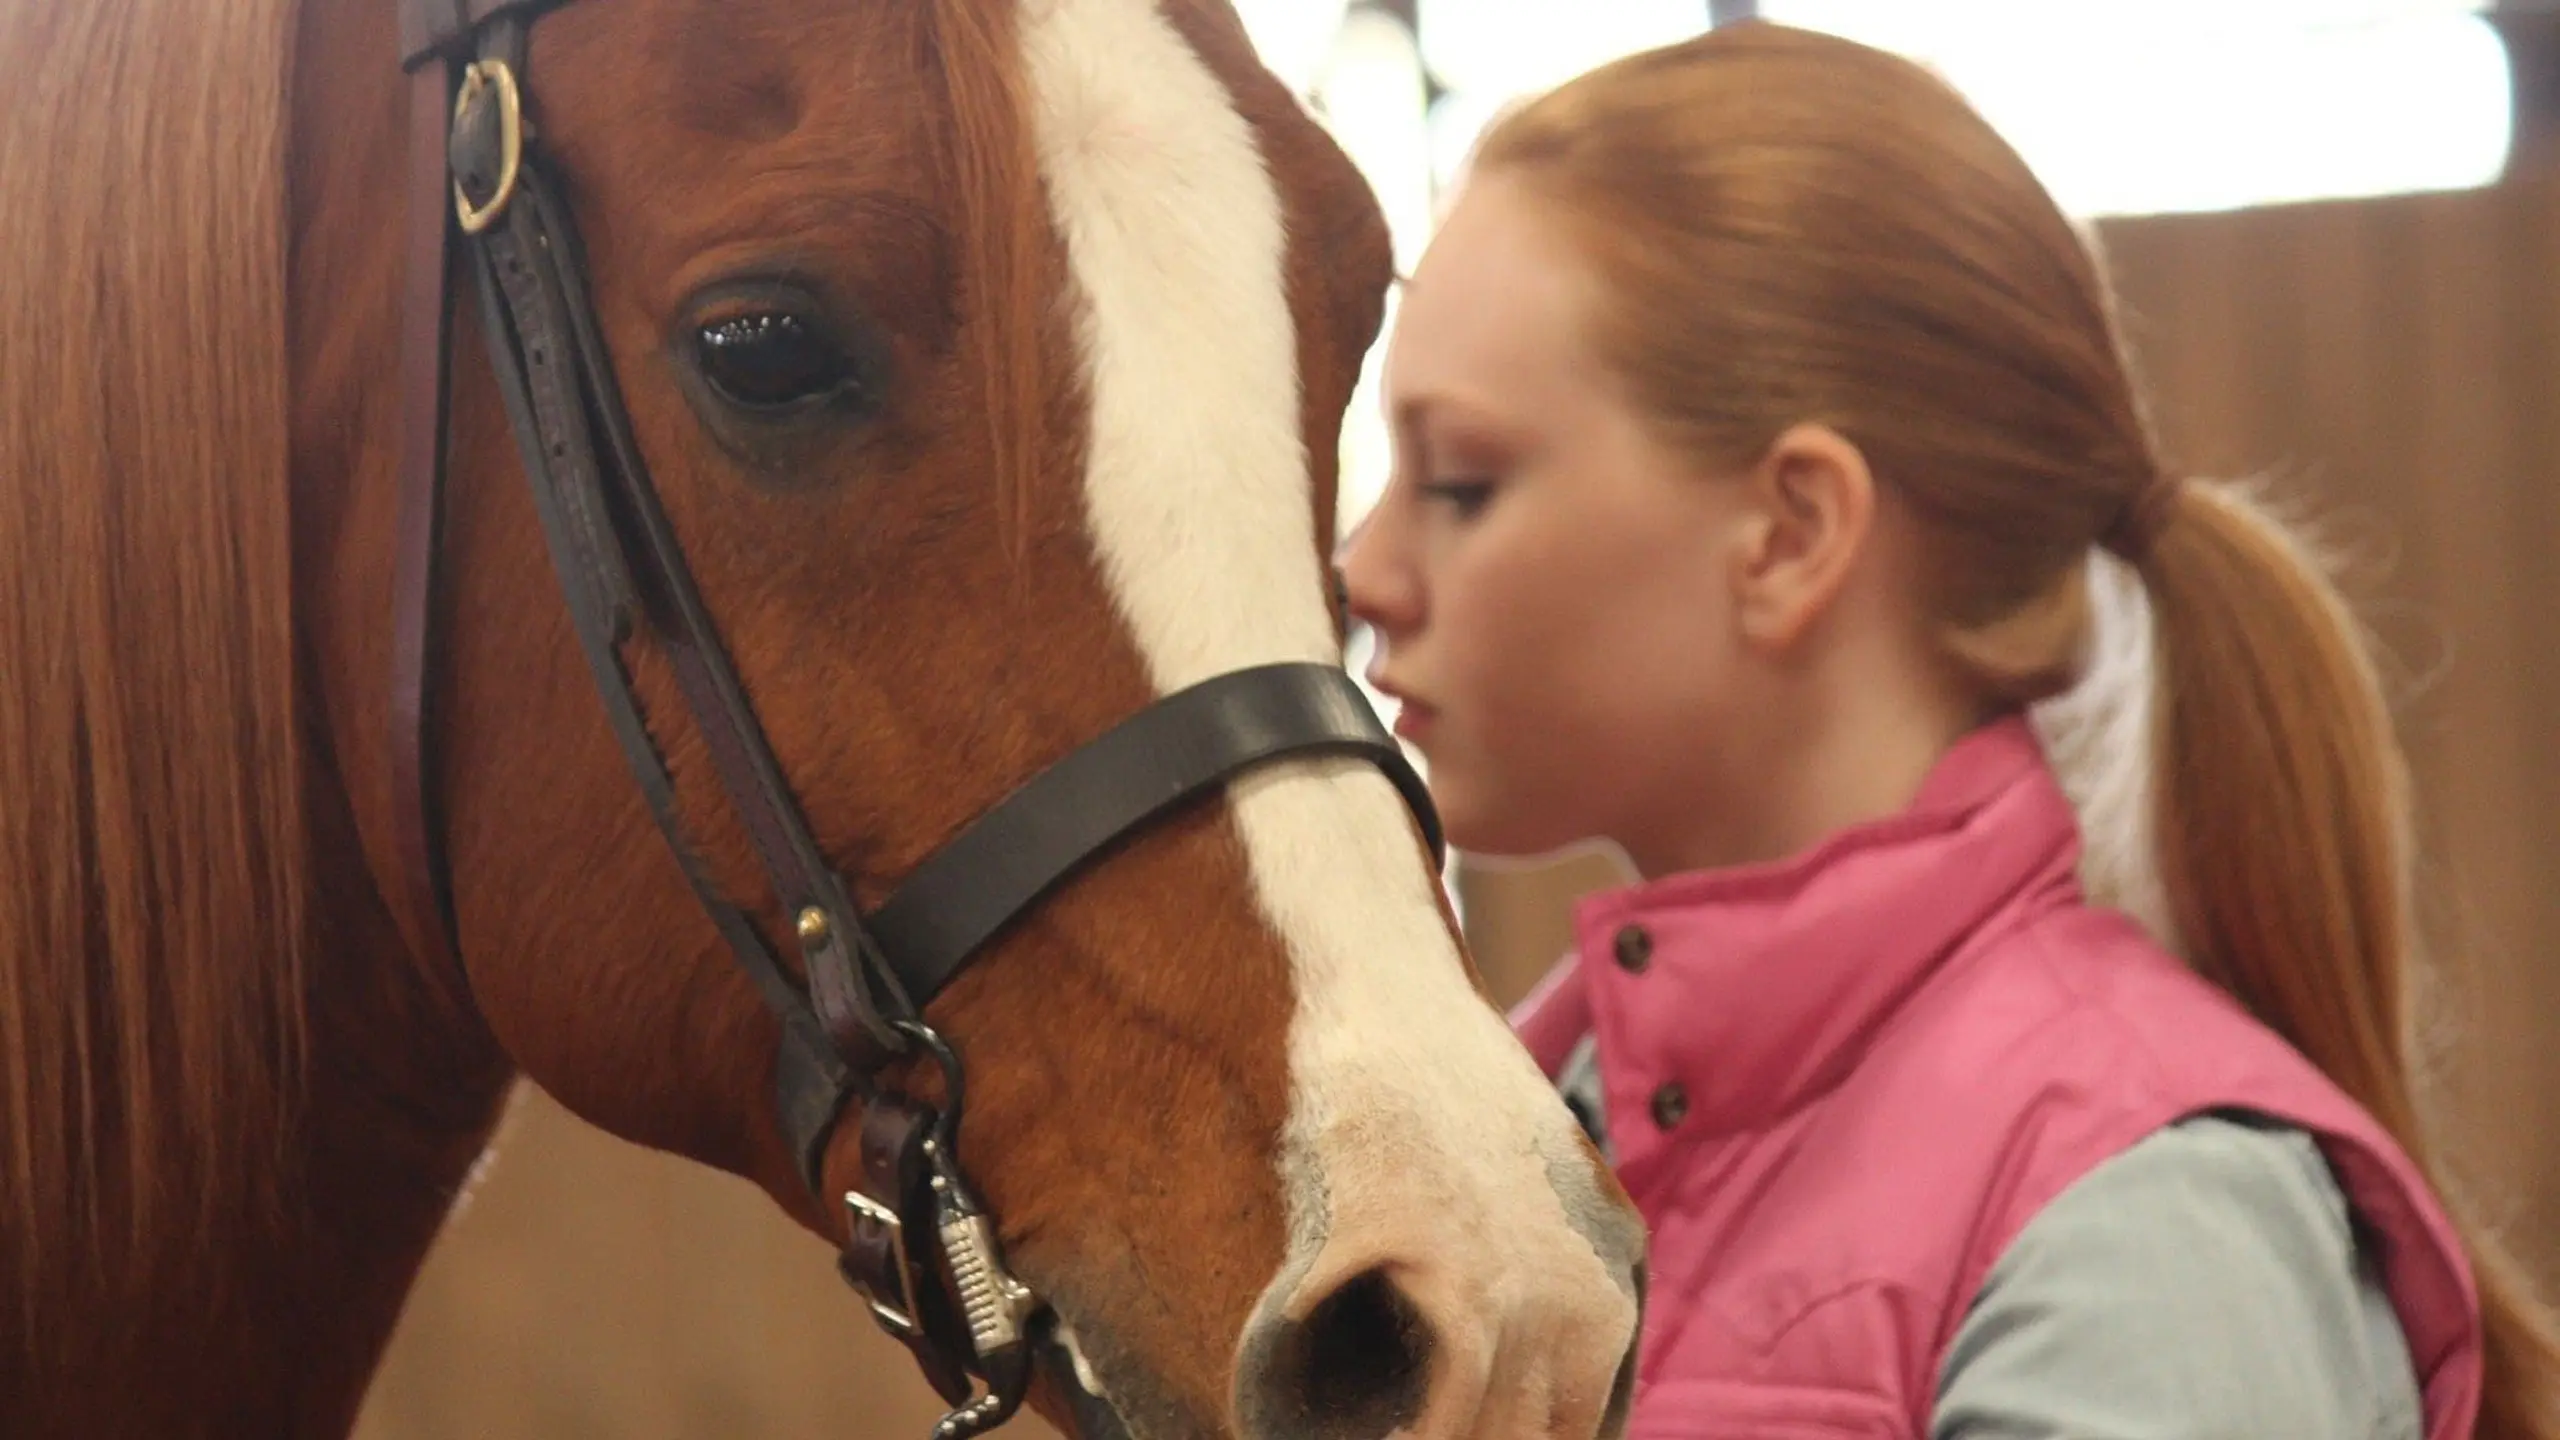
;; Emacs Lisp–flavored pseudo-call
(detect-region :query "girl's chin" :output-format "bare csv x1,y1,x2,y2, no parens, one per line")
1437,802,1600,870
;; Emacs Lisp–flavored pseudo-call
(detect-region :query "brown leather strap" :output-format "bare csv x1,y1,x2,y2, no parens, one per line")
401,0,558,70
399,0,468,69
454,115,899,1172
465,125,912,1063
867,661,1439,1003
389,59,463,980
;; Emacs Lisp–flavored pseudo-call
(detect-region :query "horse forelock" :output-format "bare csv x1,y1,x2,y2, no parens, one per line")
0,0,310,1326
933,0,1056,561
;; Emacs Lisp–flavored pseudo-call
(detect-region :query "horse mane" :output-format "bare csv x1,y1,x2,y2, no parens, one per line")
0,0,308,1311
0,0,1042,1317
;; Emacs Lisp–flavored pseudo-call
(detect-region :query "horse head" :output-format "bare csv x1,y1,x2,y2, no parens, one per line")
3,0,1643,1434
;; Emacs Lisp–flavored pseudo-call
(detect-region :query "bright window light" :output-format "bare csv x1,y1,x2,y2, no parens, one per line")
1311,11,1430,531
1316,9,1436,274
1232,0,1353,94
1413,0,1706,98
1761,0,2515,215
1246,1,2515,219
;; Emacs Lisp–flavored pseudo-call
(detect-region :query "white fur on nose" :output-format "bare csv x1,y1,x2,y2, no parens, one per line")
1017,0,1641,1434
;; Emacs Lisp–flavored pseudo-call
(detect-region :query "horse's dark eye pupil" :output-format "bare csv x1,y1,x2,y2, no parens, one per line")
696,312,852,409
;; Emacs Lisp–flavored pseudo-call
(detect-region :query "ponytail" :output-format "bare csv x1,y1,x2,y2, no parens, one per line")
2137,478,2560,1440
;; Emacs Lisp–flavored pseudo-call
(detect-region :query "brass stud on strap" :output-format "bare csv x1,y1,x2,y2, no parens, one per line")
796,906,832,945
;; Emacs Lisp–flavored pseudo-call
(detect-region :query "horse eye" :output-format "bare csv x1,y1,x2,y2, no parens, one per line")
693,310,858,412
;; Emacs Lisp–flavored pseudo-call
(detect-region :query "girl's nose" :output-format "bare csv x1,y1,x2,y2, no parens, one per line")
1335,510,1422,639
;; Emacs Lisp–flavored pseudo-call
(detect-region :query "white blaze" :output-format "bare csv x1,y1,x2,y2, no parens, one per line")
1014,0,1637,1415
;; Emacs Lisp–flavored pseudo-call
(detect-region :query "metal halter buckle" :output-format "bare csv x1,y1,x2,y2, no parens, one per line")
852,1023,1043,1440
843,1187,925,1341
926,1136,1041,1359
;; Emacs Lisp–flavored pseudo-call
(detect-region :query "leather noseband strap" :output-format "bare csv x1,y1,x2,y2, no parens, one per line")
870,659,1442,1010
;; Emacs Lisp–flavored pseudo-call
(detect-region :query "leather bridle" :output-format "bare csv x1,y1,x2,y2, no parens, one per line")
388,6,1441,1437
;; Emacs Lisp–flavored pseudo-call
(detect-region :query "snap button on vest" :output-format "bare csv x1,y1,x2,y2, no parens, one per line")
1613,924,1653,973
1651,1081,1689,1130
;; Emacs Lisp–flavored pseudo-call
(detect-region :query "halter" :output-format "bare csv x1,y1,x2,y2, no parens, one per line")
388,6,1441,1435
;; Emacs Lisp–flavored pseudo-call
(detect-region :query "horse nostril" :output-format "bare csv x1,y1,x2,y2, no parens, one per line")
1237,1266,1435,1439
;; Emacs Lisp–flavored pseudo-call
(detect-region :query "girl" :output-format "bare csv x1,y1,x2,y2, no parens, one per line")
1338,20,2560,1440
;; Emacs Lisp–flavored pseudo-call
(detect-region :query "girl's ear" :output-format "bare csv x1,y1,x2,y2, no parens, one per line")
1729,422,1877,654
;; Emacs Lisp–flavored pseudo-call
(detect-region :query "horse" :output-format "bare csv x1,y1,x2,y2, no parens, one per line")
0,0,1647,1435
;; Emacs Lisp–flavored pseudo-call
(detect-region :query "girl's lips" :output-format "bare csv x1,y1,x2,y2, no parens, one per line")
1392,701,1437,743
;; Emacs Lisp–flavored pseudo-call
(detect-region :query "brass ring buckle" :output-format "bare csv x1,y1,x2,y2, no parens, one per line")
452,59,523,236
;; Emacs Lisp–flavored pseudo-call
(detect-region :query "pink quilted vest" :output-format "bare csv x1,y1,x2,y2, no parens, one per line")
1511,717,2482,1439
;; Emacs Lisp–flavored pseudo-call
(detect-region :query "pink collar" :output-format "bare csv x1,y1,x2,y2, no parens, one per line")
1547,717,2086,1138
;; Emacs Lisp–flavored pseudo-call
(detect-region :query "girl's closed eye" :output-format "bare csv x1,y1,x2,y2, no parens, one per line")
1419,477,1497,519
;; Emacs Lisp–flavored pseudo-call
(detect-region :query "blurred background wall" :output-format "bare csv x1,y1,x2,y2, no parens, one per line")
355,6,2560,1435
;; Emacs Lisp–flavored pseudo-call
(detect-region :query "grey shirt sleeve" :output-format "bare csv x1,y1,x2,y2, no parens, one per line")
1557,1031,1613,1163
1933,1112,2423,1440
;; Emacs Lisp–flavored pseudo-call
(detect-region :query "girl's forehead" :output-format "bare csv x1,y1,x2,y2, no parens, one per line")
1392,216,1603,396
